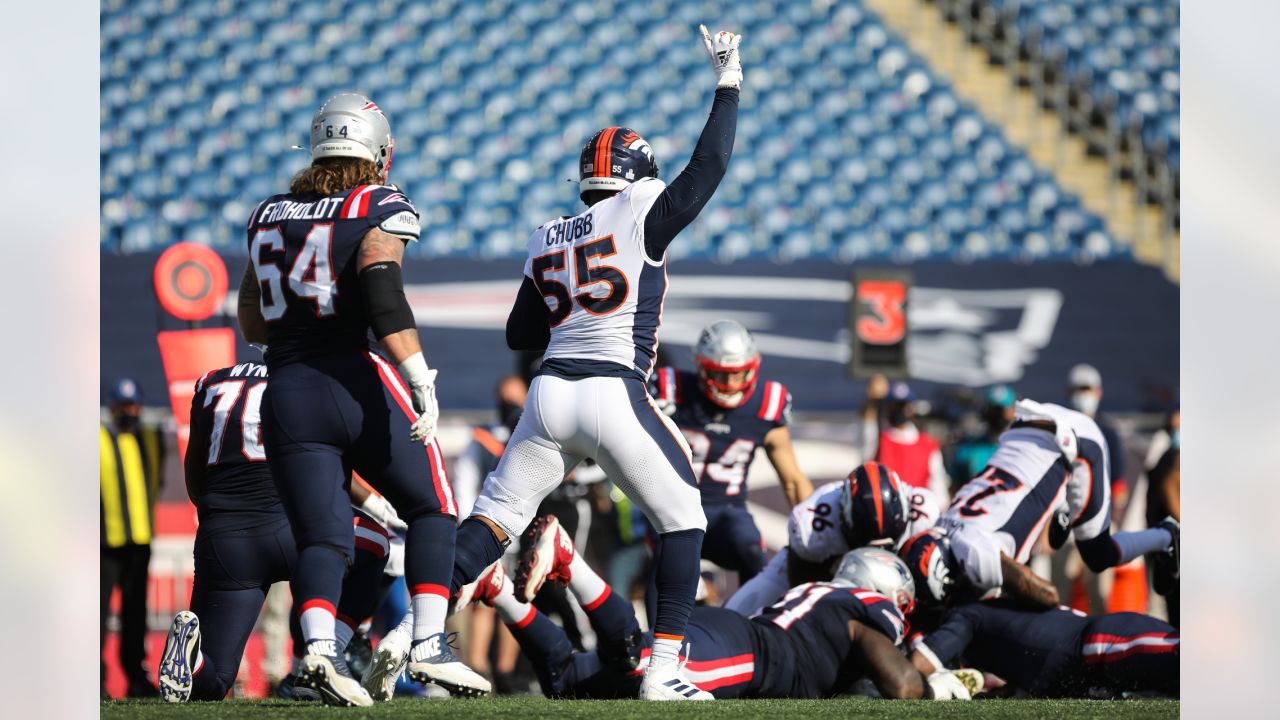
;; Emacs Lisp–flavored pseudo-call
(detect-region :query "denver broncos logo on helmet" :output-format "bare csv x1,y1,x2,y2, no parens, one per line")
577,126,660,201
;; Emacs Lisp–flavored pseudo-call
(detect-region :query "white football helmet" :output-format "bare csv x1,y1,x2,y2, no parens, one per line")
310,92,395,182
832,546,917,615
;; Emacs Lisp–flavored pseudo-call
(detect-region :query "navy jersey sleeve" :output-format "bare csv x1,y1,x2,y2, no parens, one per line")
506,276,551,351
642,88,739,259
918,605,979,669
849,590,908,646
360,185,421,241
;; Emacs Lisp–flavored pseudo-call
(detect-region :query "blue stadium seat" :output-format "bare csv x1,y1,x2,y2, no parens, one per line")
99,0,1126,262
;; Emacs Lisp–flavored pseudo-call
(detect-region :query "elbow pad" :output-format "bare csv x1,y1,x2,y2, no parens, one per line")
359,261,416,338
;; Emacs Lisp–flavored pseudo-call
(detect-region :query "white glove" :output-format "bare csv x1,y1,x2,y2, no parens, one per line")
359,492,408,533
927,671,973,701
397,352,439,445
700,24,743,89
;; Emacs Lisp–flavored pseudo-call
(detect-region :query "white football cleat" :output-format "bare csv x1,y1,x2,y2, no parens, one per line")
407,632,492,697
362,626,410,702
299,643,374,707
158,611,201,703
515,515,575,603
639,663,714,701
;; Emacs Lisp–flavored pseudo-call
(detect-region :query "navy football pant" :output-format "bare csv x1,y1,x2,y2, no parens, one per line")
701,503,766,584
187,513,389,700
1080,612,1179,697
262,351,457,639
508,589,764,699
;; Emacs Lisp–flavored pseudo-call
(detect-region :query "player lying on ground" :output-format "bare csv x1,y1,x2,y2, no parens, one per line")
426,516,975,700
649,319,813,586
910,600,1179,698
237,90,486,704
910,399,1179,608
440,25,744,701
158,363,394,704
726,462,940,616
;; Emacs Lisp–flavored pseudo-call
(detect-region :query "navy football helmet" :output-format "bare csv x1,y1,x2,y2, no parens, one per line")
898,529,958,607
578,127,659,202
839,462,910,550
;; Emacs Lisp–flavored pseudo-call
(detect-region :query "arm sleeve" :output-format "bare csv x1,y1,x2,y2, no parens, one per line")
642,87,739,259
919,608,978,670
506,276,551,351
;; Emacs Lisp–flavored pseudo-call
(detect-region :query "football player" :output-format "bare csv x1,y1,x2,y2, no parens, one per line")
649,319,813,585
440,26,743,701
725,462,940,616
910,600,1179,698
904,399,1179,609
236,93,486,702
469,519,973,700
156,363,393,705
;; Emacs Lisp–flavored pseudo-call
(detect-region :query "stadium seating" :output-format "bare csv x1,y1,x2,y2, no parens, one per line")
100,0,1128,263
978,0,1178,181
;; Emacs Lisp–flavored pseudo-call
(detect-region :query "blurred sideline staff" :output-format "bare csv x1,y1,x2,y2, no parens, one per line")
100,377,164,698
861,376,950,507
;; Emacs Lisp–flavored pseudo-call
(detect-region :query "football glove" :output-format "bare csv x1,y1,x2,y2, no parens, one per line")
700,24,743,89
360,492,409,533
398,352,440,445
926,670,973,701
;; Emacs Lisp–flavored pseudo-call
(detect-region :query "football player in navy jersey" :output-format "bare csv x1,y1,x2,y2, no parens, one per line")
910,600,1179,698
461,519,974,700
236,93,486,702
157,363,393,705
650,320,813,584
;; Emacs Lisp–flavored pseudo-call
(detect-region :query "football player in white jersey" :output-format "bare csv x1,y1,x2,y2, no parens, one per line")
725,462,941,617
900,399,1179,608
430,26,742,702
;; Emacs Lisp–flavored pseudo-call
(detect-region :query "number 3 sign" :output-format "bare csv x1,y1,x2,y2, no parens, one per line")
849,268,912,379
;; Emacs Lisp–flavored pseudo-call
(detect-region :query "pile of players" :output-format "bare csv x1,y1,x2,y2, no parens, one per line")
151,21,1179,705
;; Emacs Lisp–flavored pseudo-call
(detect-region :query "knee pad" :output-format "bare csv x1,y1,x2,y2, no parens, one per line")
470,477,542,539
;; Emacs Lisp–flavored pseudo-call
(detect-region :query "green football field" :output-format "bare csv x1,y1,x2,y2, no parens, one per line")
102,697,1179,719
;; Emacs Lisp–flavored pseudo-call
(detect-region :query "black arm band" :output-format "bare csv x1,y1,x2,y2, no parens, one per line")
359,261,416,339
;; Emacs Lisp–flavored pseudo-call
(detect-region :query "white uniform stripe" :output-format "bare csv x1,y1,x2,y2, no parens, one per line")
346,186,375,219
1082,636,1180,656
429,437,457,515
354,525,390,554
763,382,782,420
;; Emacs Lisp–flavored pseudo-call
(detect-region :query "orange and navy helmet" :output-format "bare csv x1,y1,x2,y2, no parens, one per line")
840,462,910,550
898,529,957,607
578,127,659,202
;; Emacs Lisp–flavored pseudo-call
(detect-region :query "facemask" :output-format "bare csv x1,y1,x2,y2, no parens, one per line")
1070,392,1099,416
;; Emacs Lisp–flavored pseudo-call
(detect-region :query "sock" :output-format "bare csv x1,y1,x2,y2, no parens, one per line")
649,636,683,672
405,513,456,642
649,528,704,655
292,545,347,644
299,600,337,645
451,517,508,593
1111,528,1174,565
334,615,355,654
493,574,534,625
567,551,608,608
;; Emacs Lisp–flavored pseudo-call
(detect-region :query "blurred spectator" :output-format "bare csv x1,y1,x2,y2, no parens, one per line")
100,377,163,698
1067,364,1128,514
1146,410,1180,626
949,384,1017,489
861,376,949,506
